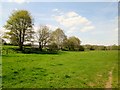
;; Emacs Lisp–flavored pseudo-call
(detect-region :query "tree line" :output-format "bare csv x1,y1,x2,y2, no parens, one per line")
2,10,119,52
2,10,82,51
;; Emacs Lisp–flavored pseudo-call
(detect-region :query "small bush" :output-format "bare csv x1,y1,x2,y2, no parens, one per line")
48,43,59,51
79,45,84,51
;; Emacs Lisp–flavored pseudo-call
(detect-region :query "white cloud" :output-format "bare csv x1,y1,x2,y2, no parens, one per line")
46,24,58,31
52,8,59,12
54,11,92,27
14,8,18,11
67,27,77,34
81,25,95,32
54,13,91,27
54,11,94,33
33,24,58,32
67,11,79,17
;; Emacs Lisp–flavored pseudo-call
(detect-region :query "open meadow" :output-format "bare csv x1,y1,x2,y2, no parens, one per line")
2,46,118,88
1,1,119,89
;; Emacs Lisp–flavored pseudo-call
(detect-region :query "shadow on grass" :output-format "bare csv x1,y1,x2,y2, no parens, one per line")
2,45,67,55
2,48,65,57
22,48,60,54
4,47,61,55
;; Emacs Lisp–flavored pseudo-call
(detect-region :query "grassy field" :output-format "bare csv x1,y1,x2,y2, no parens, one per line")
2,46,118,88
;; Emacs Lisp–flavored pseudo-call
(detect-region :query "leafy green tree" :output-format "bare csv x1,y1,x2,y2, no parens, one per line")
98,46,107,50
83,44,91,50
118,45,120,50
36,25,51,51
50,28,67,49
63,36,81,51
89,46,95,50
68,36,81,51
111,44,118,50
4,10,34,50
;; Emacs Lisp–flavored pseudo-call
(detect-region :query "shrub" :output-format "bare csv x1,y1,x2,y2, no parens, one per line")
79,45,84,51
48,43,59,51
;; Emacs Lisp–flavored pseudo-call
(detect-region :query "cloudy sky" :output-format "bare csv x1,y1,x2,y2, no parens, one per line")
0,1,118,45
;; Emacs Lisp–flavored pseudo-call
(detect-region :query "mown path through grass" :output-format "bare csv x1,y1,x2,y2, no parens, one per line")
105,66,114,88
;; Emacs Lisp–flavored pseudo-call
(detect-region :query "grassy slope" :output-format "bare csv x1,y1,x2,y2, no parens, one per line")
2,46,118,88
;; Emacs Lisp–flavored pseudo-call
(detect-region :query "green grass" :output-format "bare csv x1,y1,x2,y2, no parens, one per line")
2,46,118,88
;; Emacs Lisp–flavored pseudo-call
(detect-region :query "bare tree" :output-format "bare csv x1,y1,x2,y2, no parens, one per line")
36,25,51,51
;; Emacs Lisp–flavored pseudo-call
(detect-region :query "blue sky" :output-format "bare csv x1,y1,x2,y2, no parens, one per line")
0,1,118,45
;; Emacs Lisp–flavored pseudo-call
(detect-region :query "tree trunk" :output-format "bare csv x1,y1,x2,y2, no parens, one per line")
19,30,23,51
39,42,42,51
19,42,23,51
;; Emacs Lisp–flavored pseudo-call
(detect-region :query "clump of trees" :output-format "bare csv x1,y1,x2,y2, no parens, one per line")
3,10,83,52
62,36,83,51
83,44,119,51
2,10,119,52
